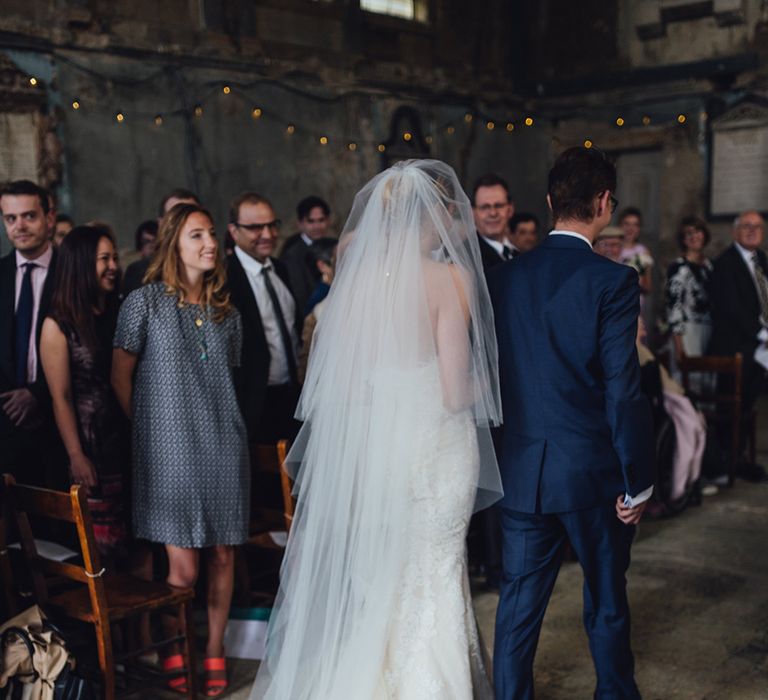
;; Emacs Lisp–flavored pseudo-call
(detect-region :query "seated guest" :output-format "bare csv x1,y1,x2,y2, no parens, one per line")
40,225,130,557
0,180,63,487
593,225,624,262
472,173,515,271
619,207,654,296
280,196,332,315
666,217,714,386
112,204,248,696
709,210,768,482
53,214,74,247
122,189,199,297
227,192,301,443
507,212,540,255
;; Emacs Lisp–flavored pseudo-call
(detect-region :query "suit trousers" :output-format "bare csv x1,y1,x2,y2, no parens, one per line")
494,502,640,700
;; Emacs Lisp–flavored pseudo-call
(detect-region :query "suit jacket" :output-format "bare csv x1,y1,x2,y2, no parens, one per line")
280,238,318,317
488,233,655,514
708,244,766,365
121,257,150,298
226,252,298,440
0,249,57,437
477,234,505,274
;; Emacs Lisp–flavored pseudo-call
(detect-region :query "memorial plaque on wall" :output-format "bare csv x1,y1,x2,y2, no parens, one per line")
710,103,768,217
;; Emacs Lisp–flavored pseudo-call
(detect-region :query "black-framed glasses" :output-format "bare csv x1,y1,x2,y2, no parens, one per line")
609,195,619,214
235,219,281,233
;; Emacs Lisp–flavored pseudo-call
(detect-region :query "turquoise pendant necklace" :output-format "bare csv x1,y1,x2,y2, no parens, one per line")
194,316,208,361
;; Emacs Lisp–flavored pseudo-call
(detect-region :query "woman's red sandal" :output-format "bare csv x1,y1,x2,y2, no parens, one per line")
162,653,189,694
203,656,228,697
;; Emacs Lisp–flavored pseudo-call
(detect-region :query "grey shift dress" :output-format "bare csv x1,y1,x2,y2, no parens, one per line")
114,283,250,547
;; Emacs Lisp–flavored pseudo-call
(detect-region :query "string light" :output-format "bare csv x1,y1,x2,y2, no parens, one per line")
71,100,80,110
486,121,495,130
115,112,125,123
464,113,473,123
286,124,295,134
29,77,38,86
154,115,163,126
677,114,687,124
506,122,514,132
642,115,651,126
425,135,433,144
524,117,534,127
347,142,358,151
194,105,203,118
251,107,262,119
615,117,625,127
584,139,593,149
377,144,386,153
403,131,412,141
222,85,231,95
319,135,328,145
446,125,455,135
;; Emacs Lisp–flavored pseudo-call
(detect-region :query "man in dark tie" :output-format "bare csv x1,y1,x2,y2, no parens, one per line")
472,173,515,272
709,209,768,482
0,180,62,486
227,192,300,443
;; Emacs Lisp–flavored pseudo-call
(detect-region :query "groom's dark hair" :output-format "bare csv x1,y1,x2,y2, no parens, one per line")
548,147,616,224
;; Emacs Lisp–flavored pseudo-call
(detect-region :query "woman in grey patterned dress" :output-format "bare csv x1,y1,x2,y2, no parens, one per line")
112,203,248,697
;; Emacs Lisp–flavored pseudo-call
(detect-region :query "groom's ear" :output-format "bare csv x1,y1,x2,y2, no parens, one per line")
546,194,553,212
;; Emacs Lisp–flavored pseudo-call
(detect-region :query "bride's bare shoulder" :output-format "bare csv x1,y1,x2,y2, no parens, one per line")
422,260,473,318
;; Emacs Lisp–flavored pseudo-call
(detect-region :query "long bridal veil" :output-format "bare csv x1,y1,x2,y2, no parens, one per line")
251,159,502,699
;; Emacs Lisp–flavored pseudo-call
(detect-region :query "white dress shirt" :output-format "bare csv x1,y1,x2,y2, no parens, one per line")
14,246,53,384
550,230,653,508
234,246,299,386
481,235,515,260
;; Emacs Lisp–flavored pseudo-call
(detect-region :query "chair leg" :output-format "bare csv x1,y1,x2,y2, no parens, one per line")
180,601,199,699
95,620,116,700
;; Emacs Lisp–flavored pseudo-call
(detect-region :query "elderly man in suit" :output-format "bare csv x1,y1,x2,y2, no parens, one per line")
473,173,516,272
709,210,768,482
490,147,654,699
0,180,61,486
227,192,300,444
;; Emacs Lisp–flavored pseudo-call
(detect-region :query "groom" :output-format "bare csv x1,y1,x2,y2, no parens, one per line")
489,146,655,699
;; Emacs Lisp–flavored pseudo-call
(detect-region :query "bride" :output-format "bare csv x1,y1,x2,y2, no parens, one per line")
250,159,503,699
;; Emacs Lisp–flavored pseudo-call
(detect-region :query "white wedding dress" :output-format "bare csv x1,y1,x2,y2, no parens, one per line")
250,160,501,700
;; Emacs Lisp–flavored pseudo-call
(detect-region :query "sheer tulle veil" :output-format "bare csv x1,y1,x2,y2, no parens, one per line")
250,159,502,699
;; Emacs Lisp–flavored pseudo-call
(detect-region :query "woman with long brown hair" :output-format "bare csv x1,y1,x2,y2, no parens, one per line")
112,204,248,697
40,224,130,557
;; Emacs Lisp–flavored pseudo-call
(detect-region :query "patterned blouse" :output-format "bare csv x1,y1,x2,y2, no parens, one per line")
665,257,713,335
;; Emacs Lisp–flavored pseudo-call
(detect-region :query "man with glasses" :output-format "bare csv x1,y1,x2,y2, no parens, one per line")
472,173,515,272
709,209,768,482
227,192,300,443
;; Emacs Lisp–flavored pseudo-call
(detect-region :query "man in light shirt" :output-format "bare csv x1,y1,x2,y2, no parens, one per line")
709,210,768,482
472,173,515,273
226,192,300,443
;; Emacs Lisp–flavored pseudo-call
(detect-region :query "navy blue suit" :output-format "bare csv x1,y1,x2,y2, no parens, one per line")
489,233,654,699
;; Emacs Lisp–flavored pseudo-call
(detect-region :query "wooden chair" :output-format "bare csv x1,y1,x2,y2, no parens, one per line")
678,353,753,484
0,475,197,700
278,442,296,533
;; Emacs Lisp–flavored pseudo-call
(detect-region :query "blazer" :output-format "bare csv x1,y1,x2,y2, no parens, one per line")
0,249,57,436
226,252,298,440
708,244,767,364
489,233,655,514
280,238,318,318
477,234,505,273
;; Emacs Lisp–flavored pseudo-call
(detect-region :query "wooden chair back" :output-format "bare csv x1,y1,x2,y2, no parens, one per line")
678,353,743,483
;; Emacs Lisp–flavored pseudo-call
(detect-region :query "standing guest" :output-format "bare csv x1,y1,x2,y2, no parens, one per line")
709,210,768,483
0,180,62,487
227,192,300,443
666,217,714,364
122,220,159,296
618,207,654,296
593,226,624,262
280,196,332,315
303,237,337,318
507,212,540,255
40,226,130,557
121,189,200,298
112,204,248,696
53,214,74,247
473,173,515,271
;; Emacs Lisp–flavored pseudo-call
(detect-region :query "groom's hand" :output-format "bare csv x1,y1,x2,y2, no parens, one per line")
615,495,647,525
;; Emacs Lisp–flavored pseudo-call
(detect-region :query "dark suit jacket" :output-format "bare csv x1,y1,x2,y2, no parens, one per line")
0,249,57,437
477,234,505,274
226,252,298,440
280,238,318,318
709,244,766,361
489,234,655,514
122,257,150,298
